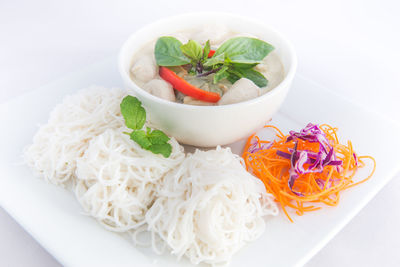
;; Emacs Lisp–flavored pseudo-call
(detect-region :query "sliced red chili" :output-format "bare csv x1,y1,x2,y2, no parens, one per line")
159,66,221,103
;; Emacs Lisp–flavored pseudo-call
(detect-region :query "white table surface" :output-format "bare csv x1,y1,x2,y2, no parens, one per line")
1,0,399,266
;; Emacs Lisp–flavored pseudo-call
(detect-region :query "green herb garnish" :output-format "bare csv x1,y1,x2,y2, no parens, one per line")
154,37,190,66
213,37,274,64
120,96,172,158
154,36,274,88
180,40,203,63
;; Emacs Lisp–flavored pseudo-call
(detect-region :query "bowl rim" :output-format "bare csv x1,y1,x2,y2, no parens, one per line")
118,12,297,110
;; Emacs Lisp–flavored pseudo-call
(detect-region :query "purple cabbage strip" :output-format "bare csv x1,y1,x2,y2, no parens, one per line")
248,140,273,154
277,148,342,170
276,123,343,196
315,178,333,189
286,123,331,154
315,178,325,189
322,148,334,166
288,142,304,196
247,123,344,197
276,150,291,159
353,153,358,167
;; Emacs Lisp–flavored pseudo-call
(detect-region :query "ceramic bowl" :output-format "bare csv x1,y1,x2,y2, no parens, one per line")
119,12,297,147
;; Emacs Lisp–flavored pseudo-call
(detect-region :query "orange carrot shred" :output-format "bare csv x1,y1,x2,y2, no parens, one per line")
242,124,376,222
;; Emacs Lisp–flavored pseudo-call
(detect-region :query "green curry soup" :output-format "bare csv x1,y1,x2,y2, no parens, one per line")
130,26,284,106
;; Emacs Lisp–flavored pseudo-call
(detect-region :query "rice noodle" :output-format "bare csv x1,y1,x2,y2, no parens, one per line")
74,128,184,232
145,147,278,266
24,86,278,266
24,86,127,185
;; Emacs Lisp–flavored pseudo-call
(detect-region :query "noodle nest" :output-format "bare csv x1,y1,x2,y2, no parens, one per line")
25,86,278,266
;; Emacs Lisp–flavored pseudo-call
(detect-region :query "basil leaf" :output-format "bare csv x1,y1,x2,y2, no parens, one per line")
231,63,258,69
213,66,229,84
226,68,242,83
225,56,233,64
227,72,240,84
202,40,211,61
120,96,146,130
234,68,268,87
147,129,170,145
130,130,152,149
214,37,274,64
155,37,191,66
148,143,172,158
203,53,225,67
180,40,203,61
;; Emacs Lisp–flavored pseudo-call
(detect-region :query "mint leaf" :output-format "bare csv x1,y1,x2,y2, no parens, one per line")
213,66,229,84
148,144,172,158
234,68,268,87
131,129,172,158
214,37,274,64
130,130,152,149
147,130,170,144
204,53,225,67
202,40,211,61
146,126,152,135
120,96,146,130
180,40,203,61
155,37,191,66
120,96,173,158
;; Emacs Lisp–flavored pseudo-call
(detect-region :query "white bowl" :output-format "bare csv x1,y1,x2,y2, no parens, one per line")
119,12,297,147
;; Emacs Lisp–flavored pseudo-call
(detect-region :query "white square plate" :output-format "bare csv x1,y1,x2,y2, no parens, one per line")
0,57,399,267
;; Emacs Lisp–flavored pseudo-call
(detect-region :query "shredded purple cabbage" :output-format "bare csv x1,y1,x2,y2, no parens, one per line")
316,178,342,189
277,123,343,196
248,140,273,153
315,178,325,189
353,153,358,167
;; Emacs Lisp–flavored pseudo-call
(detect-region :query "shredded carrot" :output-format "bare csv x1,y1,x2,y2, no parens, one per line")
242,124,376,222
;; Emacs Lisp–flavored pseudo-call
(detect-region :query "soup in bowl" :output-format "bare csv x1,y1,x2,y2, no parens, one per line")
119,12,297,147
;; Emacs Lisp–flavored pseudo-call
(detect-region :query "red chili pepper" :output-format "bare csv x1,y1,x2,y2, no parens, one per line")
208,50,216,58
159,66,221,103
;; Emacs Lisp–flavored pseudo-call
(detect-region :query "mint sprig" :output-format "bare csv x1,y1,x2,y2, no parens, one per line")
120,96,172,158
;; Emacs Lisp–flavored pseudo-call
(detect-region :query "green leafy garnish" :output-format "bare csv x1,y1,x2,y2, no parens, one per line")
155,37,191,66
213,37,274,64
130,130,152,148
120,96,172,158
147,144,172,158
229,67,268,87
120,96,146,130
202,40,211,61
231,62,258,69
180,40,203,62
203,53,225,67
154,36,274,88
147,129,170,144
213,66,229,84
226,72,241,84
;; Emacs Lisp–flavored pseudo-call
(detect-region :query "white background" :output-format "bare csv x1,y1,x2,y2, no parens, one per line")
1,0,399,266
